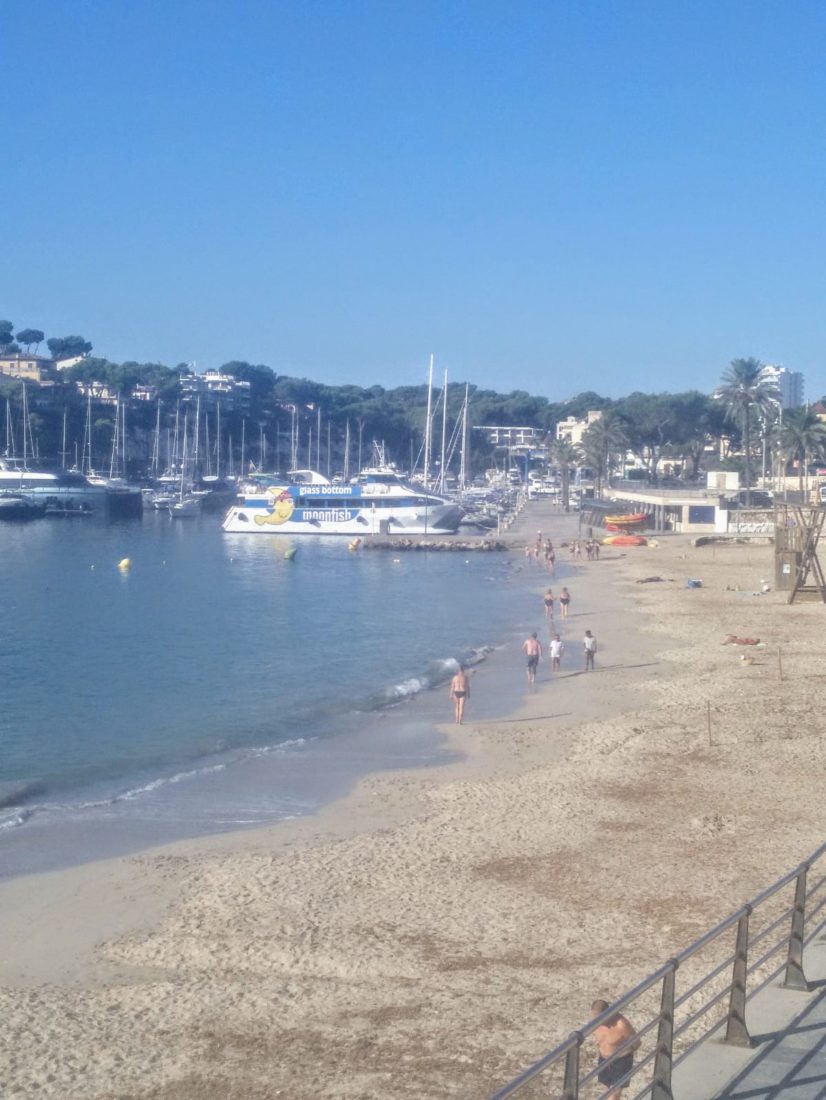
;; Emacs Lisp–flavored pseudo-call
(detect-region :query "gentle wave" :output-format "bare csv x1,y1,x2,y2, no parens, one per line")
115,763,228,802
0,645,496,832
0,737,311,830
365,645,495,709
0,781,48,810
0,808,33,831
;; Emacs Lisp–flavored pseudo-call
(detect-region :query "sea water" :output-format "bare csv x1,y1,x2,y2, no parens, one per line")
0,511,538,877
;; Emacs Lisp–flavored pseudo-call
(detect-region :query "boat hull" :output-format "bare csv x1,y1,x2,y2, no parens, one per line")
602,534,648,546
222,503,462,536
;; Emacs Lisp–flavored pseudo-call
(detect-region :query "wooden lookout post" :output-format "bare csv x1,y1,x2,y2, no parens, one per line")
774,504,826,604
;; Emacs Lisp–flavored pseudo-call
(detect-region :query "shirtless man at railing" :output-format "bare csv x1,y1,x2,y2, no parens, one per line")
591,999,640,1100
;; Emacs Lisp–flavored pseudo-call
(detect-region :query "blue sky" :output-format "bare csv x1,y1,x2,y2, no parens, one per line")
4,1,826,400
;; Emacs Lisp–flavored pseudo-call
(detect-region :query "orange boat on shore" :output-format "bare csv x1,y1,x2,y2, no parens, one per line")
604,512,648,527
602,533,648,546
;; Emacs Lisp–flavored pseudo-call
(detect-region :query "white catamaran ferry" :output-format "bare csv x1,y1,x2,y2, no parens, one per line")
222,468,463,536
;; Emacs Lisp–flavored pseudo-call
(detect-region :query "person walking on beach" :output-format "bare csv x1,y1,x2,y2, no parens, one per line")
591,999,640,1100
550,634,564,673
544,539,555,573
522,632,543,687
583,629,597,671
559,586,571,619
543,588,555,625
449,665,471,724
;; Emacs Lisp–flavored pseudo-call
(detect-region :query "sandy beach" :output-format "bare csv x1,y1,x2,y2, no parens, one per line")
2,506,825,1099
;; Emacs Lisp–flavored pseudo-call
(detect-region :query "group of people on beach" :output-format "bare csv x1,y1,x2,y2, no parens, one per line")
524,532,556,572
521,624,596,685
525,534,601,568
522,577,596,685
451,526,602,718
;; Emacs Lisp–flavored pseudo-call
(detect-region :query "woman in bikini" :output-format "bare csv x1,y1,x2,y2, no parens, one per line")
449,665,470,724
543,589,555,624
559,586,571,619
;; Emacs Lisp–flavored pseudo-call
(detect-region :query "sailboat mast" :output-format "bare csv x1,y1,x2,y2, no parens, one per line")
423,354,434,486
459,384,469,490
344,419,351,481
21,384,28,467
439,368,448,493
87,392,93,474
109,396,119,479
193,395,201,480
172,402,180,471
180,412,188,501
152,400,161,477
61,407,68,470
5,397,16,458
216,401,221,480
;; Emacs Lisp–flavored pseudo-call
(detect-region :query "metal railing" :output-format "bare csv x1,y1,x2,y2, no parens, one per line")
490,842,826,1100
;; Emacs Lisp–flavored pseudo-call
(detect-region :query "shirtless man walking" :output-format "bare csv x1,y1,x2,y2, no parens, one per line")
522,632,543,687
449,665,471,724
591,999,640,1100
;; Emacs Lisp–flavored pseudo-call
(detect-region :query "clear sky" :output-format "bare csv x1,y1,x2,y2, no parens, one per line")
4,1,826,400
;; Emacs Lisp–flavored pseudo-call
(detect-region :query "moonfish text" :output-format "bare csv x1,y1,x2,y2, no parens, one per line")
301,509,354,521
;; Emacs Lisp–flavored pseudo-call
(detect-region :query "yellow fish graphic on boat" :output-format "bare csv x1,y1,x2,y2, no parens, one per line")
254,489,295,526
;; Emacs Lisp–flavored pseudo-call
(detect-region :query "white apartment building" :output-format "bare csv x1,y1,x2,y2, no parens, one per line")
762,365,804,409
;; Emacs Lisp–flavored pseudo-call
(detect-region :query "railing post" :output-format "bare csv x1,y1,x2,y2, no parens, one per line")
724,907,753,1046
561,1031,581,1100
784,866,810,991
651,962,676,1100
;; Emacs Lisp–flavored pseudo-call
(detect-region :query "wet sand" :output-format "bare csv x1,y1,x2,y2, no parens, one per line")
2,509,824,1098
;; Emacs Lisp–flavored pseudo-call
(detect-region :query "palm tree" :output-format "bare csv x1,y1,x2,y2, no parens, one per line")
717,358,779,504
777,408,826,496
551,438,581,511
580,412,627,495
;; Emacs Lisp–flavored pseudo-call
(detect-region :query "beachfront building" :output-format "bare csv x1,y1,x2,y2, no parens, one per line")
762,365,804,409
0,354,59,386
600,478,741,535
476,425,545,449
555,409,602,445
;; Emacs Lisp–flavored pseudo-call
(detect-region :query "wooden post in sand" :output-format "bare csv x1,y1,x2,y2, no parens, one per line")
778,646,784,682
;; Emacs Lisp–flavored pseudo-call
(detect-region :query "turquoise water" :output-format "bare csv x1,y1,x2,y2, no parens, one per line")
0,511,536,875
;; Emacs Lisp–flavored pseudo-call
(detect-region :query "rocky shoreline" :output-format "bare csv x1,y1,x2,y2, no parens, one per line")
362,536,509,551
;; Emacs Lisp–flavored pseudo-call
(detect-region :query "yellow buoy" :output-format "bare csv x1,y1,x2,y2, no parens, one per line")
118,558,132,570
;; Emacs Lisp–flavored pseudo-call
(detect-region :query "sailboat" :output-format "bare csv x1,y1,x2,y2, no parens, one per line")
169,412,202,517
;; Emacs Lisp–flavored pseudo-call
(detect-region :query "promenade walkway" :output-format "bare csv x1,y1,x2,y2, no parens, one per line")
677,939,826,1100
